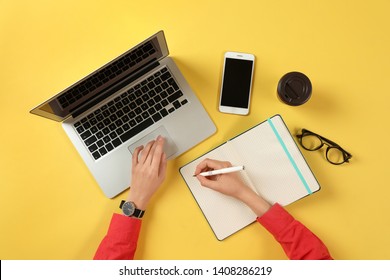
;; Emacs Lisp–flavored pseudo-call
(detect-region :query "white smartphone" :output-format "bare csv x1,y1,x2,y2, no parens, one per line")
219,51,255,115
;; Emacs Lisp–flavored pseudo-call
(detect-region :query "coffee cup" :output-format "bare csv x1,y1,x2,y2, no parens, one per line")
277,72,312,106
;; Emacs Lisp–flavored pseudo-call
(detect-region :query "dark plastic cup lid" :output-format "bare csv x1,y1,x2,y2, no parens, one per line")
277,72,312,106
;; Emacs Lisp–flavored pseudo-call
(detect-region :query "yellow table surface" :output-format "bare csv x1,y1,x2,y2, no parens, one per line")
1,0,390,260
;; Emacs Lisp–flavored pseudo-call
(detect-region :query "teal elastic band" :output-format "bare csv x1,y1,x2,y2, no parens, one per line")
267,118,312,194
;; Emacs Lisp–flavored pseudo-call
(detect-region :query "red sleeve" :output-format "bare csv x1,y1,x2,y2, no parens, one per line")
93,213,142,260
257,203,333,260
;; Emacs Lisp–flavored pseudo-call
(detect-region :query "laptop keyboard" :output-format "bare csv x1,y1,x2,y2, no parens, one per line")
73,67,188,160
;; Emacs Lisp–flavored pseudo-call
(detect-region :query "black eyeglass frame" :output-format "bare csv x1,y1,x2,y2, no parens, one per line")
296,129,352,165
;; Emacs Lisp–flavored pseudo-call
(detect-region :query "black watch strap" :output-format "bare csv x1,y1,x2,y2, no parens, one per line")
133,208,144,218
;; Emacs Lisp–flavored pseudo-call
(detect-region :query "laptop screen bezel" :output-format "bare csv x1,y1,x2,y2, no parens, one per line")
30,30,169,122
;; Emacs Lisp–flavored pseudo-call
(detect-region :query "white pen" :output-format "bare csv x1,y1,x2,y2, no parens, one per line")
194,165,245,177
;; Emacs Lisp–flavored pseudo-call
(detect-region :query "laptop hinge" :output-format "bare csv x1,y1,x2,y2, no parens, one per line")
71,60,160,119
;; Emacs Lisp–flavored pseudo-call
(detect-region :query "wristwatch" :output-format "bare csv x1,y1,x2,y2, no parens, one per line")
119,200,145,218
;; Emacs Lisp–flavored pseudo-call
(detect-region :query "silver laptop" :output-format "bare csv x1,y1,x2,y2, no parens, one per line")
30,31,216,198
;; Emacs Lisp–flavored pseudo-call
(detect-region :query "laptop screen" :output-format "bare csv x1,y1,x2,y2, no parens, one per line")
30,31,168,121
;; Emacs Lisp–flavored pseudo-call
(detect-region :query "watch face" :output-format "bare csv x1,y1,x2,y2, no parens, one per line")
122,201,135,216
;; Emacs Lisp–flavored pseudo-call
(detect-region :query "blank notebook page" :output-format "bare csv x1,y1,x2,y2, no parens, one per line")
229,115,319,205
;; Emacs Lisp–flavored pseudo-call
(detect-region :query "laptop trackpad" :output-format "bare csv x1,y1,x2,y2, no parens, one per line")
128,126,178,159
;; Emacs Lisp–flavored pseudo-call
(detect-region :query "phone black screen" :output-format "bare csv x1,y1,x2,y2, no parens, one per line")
220,58,253,108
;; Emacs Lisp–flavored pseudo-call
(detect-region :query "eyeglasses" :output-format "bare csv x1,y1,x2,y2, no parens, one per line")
296,129,352,165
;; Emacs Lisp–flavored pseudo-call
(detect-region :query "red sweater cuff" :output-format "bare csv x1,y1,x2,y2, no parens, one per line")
93,213,142,260
107,213,142,237
256,203,294,236
256,203,333,260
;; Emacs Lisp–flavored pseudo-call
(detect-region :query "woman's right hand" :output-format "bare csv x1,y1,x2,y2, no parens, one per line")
194,158,250,201
194,158,271,217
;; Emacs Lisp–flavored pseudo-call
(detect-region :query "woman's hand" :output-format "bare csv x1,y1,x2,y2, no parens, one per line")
126,136,167,210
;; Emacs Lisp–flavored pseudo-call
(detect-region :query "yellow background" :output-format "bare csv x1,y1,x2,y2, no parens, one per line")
1,0,389,259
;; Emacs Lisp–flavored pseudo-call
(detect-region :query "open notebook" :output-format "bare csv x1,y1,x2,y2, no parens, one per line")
179,115,320,240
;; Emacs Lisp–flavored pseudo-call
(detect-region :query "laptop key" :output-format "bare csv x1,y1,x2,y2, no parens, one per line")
116,127,124,136
90,126,98,134
83,122,91,130
148,107,156,115
80,130,92,140
154,77,162,85
167,87,174,95
92,151,101,160
97,122,105,130
77,125,85,134
173,100,181,109
99,147,107,156
160,108,168,117
160,72,170,81
105,143,114,152
152,112,162,122
89,143,98,153
85,135,97,146
135,116,143,123
168,90,183,103
123,123,130,131
112,138,122,147
120,118,153,143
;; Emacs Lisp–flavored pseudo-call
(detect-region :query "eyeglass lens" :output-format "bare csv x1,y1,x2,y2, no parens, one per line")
300,133,346,164
326,147,345,164
300,134,322,150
